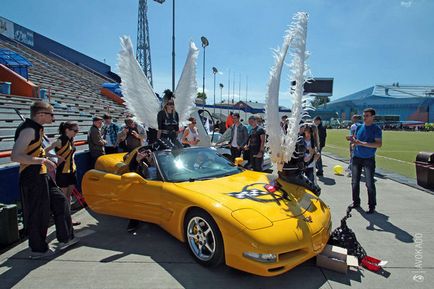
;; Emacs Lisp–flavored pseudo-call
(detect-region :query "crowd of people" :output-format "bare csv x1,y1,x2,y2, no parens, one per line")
10,83,383,258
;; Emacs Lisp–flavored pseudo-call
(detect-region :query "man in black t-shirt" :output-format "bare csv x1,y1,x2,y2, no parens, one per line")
245,115,265,172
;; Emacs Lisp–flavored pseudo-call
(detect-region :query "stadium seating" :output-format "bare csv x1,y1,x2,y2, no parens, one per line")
0,37,127,165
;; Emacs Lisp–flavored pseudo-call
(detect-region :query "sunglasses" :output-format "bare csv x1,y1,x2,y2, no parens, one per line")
71,129,79,133
167,102,174,106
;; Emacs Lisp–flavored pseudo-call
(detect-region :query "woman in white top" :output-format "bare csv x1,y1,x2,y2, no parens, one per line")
182,117,200,147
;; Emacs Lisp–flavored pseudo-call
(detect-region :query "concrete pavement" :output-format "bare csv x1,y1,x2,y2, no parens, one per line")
1,155,433,289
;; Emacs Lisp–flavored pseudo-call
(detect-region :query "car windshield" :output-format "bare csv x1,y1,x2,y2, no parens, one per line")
155,147,242,182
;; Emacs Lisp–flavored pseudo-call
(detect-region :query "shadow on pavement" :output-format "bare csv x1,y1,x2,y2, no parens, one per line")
1,207,364,289
318,176,336,186
355,208,414,243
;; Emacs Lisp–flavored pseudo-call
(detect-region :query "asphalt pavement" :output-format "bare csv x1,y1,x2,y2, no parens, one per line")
1,155,433,289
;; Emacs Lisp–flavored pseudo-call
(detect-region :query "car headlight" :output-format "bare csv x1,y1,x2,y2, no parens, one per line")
243,252,277,263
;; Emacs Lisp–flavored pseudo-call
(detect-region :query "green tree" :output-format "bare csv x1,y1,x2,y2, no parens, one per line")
197,92,207,101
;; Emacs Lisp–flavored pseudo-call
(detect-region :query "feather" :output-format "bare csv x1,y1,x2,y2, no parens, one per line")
174,41,200,125
283,12,310,165
265,25,294,171
265,12,310,172
117,36,160,129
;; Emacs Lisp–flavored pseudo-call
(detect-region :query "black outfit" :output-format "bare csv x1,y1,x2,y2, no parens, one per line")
278,136,321,196
248,126,265,172
316,122,327,175
157,110,179,143
55,135,77,187
15,119,73,253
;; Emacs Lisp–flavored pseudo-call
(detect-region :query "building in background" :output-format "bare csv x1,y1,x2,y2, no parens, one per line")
320,84,434,123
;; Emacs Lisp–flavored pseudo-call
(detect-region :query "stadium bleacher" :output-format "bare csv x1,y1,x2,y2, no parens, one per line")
0,37,127,165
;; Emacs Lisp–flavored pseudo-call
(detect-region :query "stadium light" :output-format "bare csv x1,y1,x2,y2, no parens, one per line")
212,67,218,114
154,0,176,91
219,83,224,115
201,36,209,107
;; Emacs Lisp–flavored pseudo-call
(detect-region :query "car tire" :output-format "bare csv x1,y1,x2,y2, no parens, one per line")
184,209,224,267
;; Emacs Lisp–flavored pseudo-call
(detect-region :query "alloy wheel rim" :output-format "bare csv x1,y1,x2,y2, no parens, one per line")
187,216,216,261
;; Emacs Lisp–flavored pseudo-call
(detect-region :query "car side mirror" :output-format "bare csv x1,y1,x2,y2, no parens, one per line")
121,172,147,184
234,157,244,167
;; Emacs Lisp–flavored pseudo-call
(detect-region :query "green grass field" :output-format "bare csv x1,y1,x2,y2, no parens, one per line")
323,129,434,179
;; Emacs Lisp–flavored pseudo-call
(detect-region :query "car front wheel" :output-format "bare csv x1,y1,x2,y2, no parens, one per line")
184,209,224,267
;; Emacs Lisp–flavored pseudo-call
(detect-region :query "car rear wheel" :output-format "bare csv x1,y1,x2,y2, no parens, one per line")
184,209,224,267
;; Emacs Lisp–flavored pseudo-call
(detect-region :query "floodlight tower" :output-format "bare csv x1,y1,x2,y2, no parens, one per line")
136,0,165,87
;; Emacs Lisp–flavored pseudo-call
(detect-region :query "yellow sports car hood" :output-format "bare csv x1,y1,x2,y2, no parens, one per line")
172,170,316,222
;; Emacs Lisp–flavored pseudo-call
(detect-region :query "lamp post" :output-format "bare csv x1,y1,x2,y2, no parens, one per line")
171,0,175,91
212,67,218,114
200,36,209,108
219,83,224,115
153,0,174,90
201,36,209,95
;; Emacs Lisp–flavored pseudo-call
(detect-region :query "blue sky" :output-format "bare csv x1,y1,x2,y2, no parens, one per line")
2,0,434,108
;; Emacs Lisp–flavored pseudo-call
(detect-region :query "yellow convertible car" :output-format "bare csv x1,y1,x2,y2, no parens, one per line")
82,146,331,276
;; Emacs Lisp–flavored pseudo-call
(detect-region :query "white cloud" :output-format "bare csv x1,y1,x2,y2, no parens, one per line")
401,1,413,8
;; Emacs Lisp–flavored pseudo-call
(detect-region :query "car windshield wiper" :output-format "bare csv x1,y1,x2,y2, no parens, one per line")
188,177,213,182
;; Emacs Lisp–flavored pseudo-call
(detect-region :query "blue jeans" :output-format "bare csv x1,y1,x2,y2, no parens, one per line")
351,156,377,208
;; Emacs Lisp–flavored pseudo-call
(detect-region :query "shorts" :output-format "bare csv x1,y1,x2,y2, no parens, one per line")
56,173,77,188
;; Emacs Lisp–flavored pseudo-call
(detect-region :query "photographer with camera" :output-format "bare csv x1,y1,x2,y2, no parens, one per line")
117,117,147,153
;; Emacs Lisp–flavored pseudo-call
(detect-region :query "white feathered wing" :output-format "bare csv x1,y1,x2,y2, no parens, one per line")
174,41,200,125
265,26,293,171
283,12,310,164
264,12,310,172
117,35,160,129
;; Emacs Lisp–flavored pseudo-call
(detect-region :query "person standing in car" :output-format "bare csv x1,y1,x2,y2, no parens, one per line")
157,90,179,144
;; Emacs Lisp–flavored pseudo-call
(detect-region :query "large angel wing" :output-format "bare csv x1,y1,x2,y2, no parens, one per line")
264,25,293,169
117,36,160,129
283,12,310,164
174,41,199,125
264,12,309,172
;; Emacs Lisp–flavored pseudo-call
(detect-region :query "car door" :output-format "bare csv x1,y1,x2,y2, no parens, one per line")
83,171,162,224
116,173,163,224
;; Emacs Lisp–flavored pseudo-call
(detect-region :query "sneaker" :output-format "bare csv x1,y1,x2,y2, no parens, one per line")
58,237,79,251
346,172,352,178
29,248,55,259
316,172,324,177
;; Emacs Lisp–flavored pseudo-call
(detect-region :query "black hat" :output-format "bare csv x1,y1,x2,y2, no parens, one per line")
93,116,103,122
